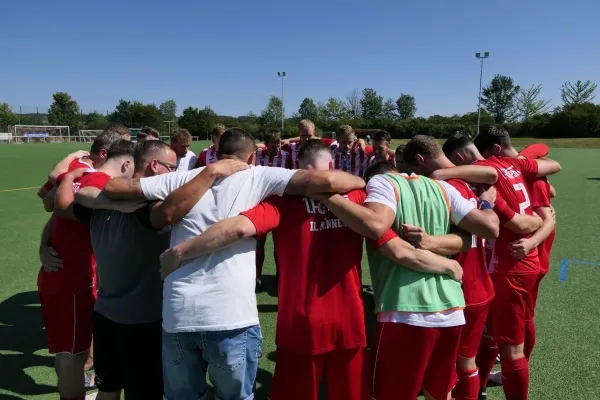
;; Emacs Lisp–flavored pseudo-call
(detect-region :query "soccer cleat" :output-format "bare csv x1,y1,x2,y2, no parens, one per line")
255,278,263,293
478,388,487,400
495,354,501,364
488,370,503,386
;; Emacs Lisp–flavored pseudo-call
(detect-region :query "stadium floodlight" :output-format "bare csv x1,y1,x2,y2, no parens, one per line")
277,72,286,131
475,52,490,136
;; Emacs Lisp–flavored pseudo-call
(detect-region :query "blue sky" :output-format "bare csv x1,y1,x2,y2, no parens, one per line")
4,0,600,118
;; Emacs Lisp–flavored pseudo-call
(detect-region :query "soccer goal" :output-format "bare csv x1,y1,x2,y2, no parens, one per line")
78,130,104,143
9,125,71,144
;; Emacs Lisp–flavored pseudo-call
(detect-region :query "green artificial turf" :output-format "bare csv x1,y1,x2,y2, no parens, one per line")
0,139,598,399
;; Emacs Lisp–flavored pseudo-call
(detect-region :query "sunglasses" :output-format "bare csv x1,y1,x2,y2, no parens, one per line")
156,159,177,171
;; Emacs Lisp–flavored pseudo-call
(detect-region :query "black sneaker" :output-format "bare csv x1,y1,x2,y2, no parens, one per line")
478,388,487,400
255,279,263,293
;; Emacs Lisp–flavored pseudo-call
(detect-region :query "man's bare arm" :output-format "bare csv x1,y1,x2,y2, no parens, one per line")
284,170,365,196
378,237,463,282
43,187,57,212
103,178,144,200
535,158,561,177
150,160,248,228
402,224,471,256
430,165,498,185
456,208,499,240
48,150,89,183
53,175,78,220
159,215,257,279
74,187,145,213
503,213,543,234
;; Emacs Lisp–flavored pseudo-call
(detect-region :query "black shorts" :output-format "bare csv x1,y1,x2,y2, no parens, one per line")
93,312,163,399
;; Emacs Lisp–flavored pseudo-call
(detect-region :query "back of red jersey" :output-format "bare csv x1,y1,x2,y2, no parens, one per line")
475,156,540,275
446,179,494,306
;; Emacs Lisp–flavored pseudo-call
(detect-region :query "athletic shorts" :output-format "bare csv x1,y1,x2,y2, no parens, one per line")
269,347,370,400
488,273,538,345
459,302,491,359
371,322,462,400
93,312,163,399
39,291,95,355
527,271,547,320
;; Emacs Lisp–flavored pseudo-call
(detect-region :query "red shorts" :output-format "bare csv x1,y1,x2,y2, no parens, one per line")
371,322,462,400
39,291,95,354
488,273,538,345
269,347,370,400
458,302,491,359
527,271,547,320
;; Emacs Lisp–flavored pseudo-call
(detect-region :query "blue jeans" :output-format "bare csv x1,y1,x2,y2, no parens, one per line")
162,325,262,400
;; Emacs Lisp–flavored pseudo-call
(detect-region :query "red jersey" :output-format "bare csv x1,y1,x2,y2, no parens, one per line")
332,141,373,177
37,171,111,295
446,179,494,306
255,147,292,169
529,177,556,275
43,158,95,191
241,190,367,355
195,145,218,168
283,137,337,169
475,156,539,275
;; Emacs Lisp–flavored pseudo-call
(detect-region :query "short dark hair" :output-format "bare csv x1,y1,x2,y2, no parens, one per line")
103,123,131,137
139,127,160,138
134,140,172,170
90,131,123,155
403,135,442,166
365,161,398,183
106,139,136,160
473,126,512,154
218,128,256,159
442,133,474,157
373,130,392,143
263,130,281,146
170,128,192,144
395,144,406,155
298,139,332,161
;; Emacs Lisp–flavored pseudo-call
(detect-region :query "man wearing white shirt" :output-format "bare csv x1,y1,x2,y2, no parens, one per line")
170,128,197,171
102,128,366,400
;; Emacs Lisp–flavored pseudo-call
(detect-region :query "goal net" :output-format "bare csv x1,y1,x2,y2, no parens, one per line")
78,130,104,143
9,125,71,144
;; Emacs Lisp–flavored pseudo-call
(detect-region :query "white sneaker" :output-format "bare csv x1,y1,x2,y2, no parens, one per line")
488,370,503,385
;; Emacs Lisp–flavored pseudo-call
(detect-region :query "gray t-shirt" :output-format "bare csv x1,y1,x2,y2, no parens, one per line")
74,203,170,324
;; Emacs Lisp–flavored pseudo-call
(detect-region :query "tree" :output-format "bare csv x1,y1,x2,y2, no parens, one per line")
561,80,597,106
323,97,348,121
382,98,398,119
297,98,318,121
345,89,362,119
360,88,383,120
260,96,284,129
83,112,109,130
396,94,417,120
0,103,19,131
110,100,163,128
160,99,177,120
110,99,135,125
515,84,552,121
177,106,217,138
48,92,80,132
481,75,520,124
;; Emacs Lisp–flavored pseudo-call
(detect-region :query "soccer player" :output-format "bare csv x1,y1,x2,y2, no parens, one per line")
158,140,467,400
368,130,394,166
196,124,227,167
170,128,197,171
473,131,557,365
402,135,545,400
332,125,373,177
314,171,501,400
136,127,160,143
98,128,365,400
442,131,561,400
284,119,337,168
38,140,136,400
254,129,291,290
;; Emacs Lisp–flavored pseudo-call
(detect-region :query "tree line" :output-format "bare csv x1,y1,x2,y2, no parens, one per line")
1,77,598,139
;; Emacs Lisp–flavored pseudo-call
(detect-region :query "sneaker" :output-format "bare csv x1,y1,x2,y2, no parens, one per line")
495,354,501,364
488,370,503,386
478,388,487,400
255,278,263,293
84,372,96,391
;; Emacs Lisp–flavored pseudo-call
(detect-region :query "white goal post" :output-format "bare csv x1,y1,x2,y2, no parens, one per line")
8,125,71,144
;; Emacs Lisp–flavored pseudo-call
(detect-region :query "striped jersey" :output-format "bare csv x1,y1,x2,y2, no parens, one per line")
332,141,373,177
283,138,337,169
195,145,218,168
255,147,292,169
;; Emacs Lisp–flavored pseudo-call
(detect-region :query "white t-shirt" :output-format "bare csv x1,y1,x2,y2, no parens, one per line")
365,173,476,328
141,165,296,332
176,150,197,171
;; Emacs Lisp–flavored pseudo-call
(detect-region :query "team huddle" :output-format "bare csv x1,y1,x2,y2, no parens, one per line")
35,119,560,400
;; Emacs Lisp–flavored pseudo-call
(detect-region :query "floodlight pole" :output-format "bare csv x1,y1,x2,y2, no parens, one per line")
277,72,286,132
475,52,489,136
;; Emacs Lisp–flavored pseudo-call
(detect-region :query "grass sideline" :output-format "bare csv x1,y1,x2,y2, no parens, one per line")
0,140,599,399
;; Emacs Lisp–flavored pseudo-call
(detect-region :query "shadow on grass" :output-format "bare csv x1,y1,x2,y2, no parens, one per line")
587,178,600,181
260,274,279,298
0,291,55,396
